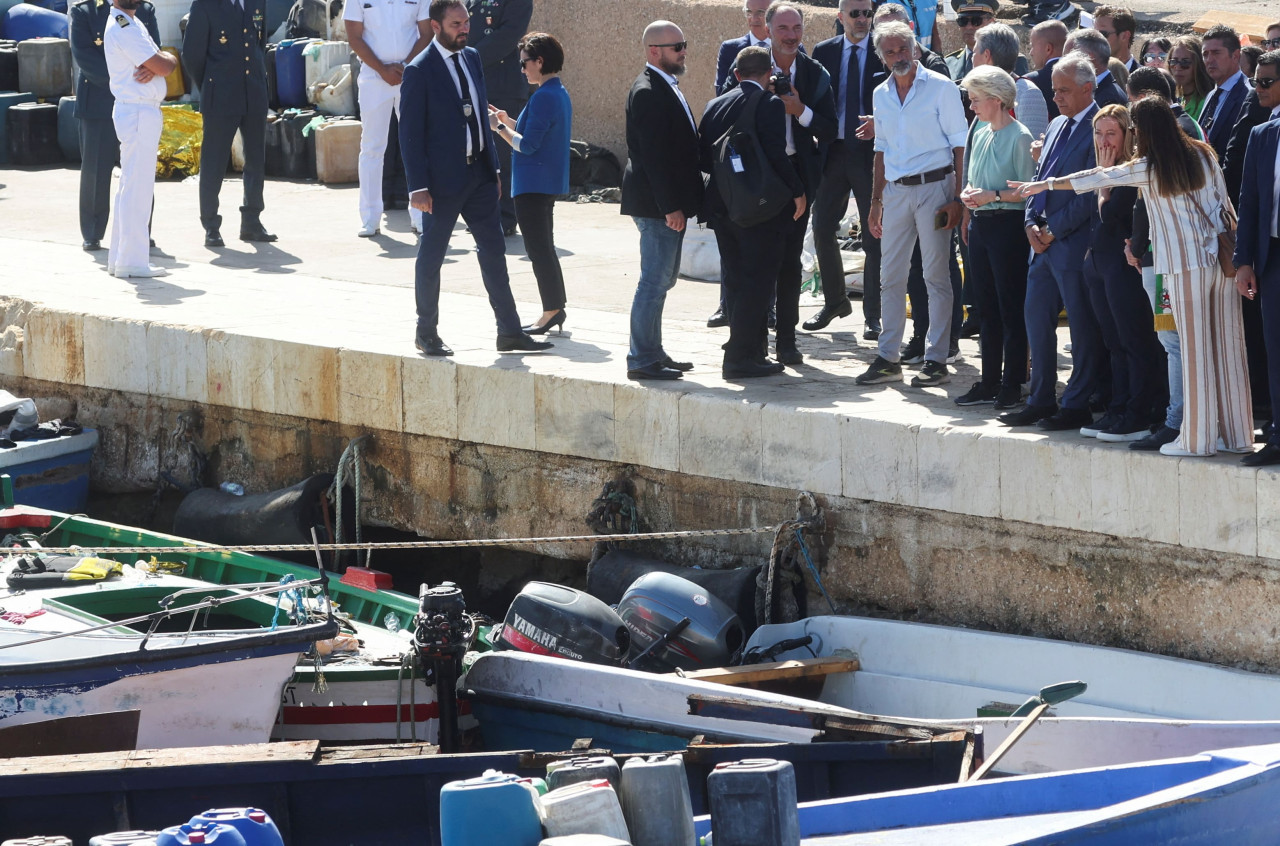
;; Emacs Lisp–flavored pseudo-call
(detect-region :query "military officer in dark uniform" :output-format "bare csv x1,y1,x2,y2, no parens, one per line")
182,0,275,246
69,0,159,251
465,0,531,235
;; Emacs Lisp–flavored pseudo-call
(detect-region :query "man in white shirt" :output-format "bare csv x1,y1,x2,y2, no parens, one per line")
344,0,431,237
857,21,966,389
103,0,174,278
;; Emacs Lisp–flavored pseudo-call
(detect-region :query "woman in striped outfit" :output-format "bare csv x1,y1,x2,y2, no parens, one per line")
1015,96,1251,457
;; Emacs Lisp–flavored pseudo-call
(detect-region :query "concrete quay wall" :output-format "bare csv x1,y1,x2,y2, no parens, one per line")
5,296,1280,670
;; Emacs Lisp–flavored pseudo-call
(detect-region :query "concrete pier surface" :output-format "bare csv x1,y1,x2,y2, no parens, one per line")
3,164,1280,670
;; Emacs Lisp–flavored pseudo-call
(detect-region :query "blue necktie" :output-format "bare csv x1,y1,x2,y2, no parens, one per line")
1030,117,1075,216
1200,88,1222,132
844,43,861,139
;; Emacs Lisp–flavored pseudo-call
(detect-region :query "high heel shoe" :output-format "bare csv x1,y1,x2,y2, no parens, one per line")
523,309,566,335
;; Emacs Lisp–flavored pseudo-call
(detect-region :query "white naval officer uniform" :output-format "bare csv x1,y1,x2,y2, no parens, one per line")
343,0,429,234
103,3,167,277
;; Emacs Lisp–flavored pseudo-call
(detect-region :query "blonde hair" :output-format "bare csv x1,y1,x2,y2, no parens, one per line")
1093,103,1136,163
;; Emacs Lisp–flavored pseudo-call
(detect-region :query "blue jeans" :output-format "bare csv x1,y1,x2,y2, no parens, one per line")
628,216,685,370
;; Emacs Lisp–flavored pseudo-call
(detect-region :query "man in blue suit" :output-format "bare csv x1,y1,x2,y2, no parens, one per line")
399,0,550,357
1000,54,1102,429
1064,28,1126,107
715,0,772,96
1199,24,1253,161
1233,50,1280,466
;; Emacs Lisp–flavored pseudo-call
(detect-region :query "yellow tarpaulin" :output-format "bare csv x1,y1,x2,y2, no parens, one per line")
158,105,203,178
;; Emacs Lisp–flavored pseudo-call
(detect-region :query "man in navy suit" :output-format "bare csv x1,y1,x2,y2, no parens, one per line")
805,0,883,338
1199,24,1253,161
715,0,771,96
1064,28,1127,107
999,55,1102,429
1023,19,1066,120
1233,50,1280,466
399,0,550,357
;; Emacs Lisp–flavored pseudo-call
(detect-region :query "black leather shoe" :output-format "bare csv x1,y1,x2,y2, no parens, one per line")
82,239,102,251
1129,425,1179,451
1243,443,1280,467
1037,407,1094,431
776,346,803,366
523,310,566,335
628,363,683,380
415,334,453,356
503,224,518,237
863,320,881,341
497,333,553,352
661,356,693,372
999,403,1057,427
240,222,278,242
706,309,728,328
205,229,225,248
958,317,981,339
802,300,853,331
767,310,777,330
724,359,785,379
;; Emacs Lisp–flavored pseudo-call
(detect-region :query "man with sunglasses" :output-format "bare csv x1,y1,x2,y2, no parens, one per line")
945,0,1027,83
1093,5,1137,73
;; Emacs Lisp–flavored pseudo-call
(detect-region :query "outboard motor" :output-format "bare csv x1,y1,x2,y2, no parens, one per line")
412,581,473,753
617,572,745,672
496,582,630,666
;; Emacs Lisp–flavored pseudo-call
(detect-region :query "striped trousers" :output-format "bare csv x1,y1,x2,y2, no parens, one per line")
1166,265,1253,455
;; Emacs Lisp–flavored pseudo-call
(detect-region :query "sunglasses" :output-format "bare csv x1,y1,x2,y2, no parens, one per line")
844,8,874,17
649,41,688,52
956,14,991,26
1143,52,1167,63
1254,76,1279,90
1166,58,1193,69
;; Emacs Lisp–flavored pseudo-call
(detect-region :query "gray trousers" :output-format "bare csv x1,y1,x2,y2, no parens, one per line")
878,178,955,364
79,117,119,243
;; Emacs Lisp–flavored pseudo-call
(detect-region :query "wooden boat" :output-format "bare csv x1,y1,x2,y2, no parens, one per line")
744,615,1280,774
0,491,451,744
694,743,1280,845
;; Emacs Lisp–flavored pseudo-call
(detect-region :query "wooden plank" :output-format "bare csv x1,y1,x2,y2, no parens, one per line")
672,657,859,687
0,711,139,758
0,740,321,777
1192,11,1276,42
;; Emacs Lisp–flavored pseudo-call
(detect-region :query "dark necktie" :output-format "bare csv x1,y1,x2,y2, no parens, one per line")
844,42,861,139
452,53,482,158
1029,117,1075,216
1200,87,1222,131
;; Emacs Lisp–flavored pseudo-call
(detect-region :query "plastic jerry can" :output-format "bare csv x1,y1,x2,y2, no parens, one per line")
186,810,282,846
274,37,317,109
265,43,278,109
619,754,696,846
540,838,631,846
7,101,60,165
154,823,245,846
0,38,18,90
546,755,621,791
706,759,799,846
439,770,543,846
310,62,353,116
89,833,160,845
540,780,631,841
300,39,349,95
56,95,78,161
16,36,70,97
314,118,359,183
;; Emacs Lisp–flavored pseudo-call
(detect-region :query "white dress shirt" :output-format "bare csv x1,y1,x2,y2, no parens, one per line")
772,57,815,155
104,7,166,104
433,38,483,157
872,62,968,182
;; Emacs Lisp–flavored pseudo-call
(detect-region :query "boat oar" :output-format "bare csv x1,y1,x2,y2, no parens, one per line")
967,680,1087,781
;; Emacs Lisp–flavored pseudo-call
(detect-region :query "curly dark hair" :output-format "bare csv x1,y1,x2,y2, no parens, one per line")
519,32,565,75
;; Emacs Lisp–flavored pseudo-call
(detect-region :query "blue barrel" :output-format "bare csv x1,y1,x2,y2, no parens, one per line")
7,100,60,164
57,95,78,161
546,756,621,791
706,759,799,846
187,809,283,846
439,770,543,846
0,91,37,165
274,37,317,109
155,823,246,846
1,3,67,40
89,832,161,845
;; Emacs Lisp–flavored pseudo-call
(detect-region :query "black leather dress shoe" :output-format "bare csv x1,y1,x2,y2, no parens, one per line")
863,320,881,341
1037,406,1094,431
767,310,777,330
82,239,102,251
1243,443,1280,467
240,222,278,242
776,346,803,366
627,363,683,380
802,300,853,331
205,229,225,248
998,403,1057,427
415,334,453,356
724,359,784,379
497,333,553,352
503,224,518,237
661,356,693,372
706,309,728,328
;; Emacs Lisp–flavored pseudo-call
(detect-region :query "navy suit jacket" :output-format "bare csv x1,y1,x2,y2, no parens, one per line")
1202,77,1252,161
1022,57,1059,121
812,33,886,151
716,34,752,95
1093,72,1127,108
399,44,500,197
1027,105,1099,267
465,0,532,104
1234,119,1280,275
1223,89,1270,206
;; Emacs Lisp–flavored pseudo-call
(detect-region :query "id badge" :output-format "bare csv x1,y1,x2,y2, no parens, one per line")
730,153,744,173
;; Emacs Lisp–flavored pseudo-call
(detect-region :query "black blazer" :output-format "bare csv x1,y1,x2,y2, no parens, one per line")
1093,72,1127,108
716,34,752,95
1023,56,1059,121
1201,76,1252,161
182,0,268,116
812,33,885,148
698,82,805,229
69,0,159,120
465,0,532,104
1223,88,1269,206
620,67,704,220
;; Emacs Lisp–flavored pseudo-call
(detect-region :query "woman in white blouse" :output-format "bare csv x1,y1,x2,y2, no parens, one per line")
1014,96,1251,458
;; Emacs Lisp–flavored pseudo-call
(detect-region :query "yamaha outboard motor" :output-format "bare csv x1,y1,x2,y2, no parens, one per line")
412,581,473,753
496,581,630,666
617,572,745,672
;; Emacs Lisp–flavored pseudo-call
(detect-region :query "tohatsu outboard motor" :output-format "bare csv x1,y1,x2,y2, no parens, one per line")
496,581,631,666
617,572,745,672
412,581,474,753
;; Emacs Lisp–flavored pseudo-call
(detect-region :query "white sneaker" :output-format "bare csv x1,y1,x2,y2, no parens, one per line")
113,265,169,278
1159,442,1211,457
1217,438,1253,454
357,224,379,238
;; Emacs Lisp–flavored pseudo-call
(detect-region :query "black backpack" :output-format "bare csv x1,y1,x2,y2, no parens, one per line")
712,87,795,228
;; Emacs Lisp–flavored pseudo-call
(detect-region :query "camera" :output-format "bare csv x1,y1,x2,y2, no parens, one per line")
770,71,791,96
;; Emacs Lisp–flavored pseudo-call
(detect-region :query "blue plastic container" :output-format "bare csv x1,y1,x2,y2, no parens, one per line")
439,770,543,846
89,832,160,846
155,823,246,846
1,3,67,41
0,429,97,511
274,38,317,109
187,810,282,846
706,759,799,846
0,90,37,165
